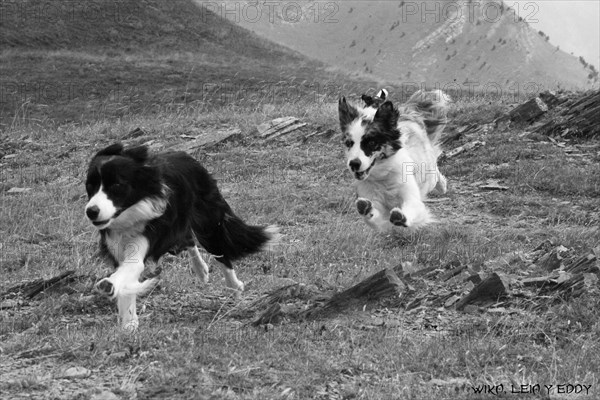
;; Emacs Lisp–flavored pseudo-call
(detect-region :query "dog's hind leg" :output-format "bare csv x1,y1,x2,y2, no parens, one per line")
433,171,447,194
188,246,209,283
216,257,244,292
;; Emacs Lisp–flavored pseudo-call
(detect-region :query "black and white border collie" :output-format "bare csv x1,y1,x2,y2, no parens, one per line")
85,143,278,330
338,89,449,231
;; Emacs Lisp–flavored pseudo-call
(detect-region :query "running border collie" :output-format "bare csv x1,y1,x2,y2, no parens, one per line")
338,90,449,231
84,143,278,330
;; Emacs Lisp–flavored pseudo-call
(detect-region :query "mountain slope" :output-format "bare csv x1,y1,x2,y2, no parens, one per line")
227,0,595,90
0,0,368,125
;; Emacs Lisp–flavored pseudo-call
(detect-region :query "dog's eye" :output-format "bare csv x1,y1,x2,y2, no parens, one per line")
366,140,377,150
111,183,126,192
344,139,354,148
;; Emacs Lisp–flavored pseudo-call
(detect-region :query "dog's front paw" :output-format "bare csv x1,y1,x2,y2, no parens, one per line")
94,278,115,298
122,318,139,333
356,198,373,216
390,208,408,227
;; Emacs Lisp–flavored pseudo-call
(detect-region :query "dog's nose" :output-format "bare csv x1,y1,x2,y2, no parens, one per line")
349,159,361,171
86,206,100,220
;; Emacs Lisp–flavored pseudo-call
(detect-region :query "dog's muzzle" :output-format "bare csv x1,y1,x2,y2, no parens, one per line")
348,158,373,181
349,158,361,172
85,205,116,229
86,205,100,221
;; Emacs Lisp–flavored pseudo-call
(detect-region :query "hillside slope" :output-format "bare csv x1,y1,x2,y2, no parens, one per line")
226,0,595,91
0,0,367,125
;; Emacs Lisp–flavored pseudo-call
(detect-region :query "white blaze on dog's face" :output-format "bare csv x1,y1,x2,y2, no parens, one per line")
338,98,402,180
85,184,118,230
84,144,162,230
85,156,136,230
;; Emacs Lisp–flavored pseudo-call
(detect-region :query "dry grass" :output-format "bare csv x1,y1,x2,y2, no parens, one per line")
2,100,600,398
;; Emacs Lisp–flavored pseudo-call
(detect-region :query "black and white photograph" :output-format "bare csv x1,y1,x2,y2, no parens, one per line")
1,1,599,398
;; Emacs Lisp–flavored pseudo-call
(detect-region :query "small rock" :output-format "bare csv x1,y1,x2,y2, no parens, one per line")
7,187,32,194
106,351,128,362
0,299,20,309
479,180,509,191
61,366,91,379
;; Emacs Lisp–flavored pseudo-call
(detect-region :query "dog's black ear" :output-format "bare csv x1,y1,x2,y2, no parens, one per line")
361,94,374,106
96,143,123,157
374,101,399,127
123,145,149,163
338,97,359,132
376,88,388,100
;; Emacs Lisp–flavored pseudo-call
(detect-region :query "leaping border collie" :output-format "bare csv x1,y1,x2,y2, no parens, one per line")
338,89,449,231
84,143,278,330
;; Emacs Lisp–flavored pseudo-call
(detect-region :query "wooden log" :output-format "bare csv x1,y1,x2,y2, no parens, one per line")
257,117,307,139
439,264,467,282
251,283,321,310
543,273,597,300
319,268,405,310
1,270,76,300
564,253,597,274
442,140,485,159
455,273,508,310
252,268,406,325
168,127,241,152
250,283,324,326
509,97,548,122
479,181,509,191
521,276,557,288
536,90,600,138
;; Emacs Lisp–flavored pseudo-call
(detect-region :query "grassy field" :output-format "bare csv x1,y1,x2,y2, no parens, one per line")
2,1,600,399
2,94,600,399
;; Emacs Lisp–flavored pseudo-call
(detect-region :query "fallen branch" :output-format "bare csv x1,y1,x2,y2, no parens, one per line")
257,117,307,140
1,270,76,300
168,128,241,152
252,268,406,325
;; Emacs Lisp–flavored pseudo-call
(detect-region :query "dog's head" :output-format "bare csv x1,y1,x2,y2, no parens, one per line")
338,98,402,180
84,143,161,230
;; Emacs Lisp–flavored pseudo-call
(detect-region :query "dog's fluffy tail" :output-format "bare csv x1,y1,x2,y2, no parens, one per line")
406,89,451,143
220,214,280,260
